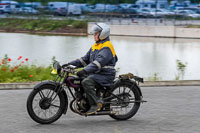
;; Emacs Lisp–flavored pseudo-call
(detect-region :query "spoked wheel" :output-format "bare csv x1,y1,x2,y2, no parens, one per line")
27,85,66,124
109,81,141,120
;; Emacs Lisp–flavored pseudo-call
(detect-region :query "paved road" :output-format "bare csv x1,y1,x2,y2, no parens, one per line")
0,86,200,133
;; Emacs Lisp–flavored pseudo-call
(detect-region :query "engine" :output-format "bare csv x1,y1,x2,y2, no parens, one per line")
71,83,106,114
72,87,90,113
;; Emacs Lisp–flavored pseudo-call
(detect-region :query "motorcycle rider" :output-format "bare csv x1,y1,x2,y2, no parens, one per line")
66,23,117,115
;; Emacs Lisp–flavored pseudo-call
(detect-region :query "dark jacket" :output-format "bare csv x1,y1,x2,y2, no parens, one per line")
68,39,117,86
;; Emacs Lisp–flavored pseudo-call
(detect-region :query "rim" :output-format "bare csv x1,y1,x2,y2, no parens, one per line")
32,89,61,120
110,85,136,115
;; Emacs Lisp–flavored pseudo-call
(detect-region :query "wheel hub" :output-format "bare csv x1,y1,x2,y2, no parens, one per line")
39,97,51,110
120,94,130,107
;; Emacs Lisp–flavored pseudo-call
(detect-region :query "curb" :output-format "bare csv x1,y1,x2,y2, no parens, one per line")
140,80,200,87
0,83,37,90
0,80,200,90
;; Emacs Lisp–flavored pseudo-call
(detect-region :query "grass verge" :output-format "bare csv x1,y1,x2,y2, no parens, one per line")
0,18,87,33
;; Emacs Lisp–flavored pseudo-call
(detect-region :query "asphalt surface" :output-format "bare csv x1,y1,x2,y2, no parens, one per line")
0,86,200,133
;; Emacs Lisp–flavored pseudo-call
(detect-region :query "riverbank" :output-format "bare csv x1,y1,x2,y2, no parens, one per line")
0,30,87,36
0,80,200,90
0,18,87,36
1,18,200,38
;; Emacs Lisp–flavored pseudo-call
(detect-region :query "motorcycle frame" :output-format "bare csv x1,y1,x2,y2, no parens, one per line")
52,70,123,102
50,70,144,108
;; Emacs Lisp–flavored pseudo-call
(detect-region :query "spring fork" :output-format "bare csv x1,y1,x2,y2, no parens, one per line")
47,72,66,103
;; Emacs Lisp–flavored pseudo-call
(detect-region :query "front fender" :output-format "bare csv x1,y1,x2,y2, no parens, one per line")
33,80,68,114
34,80,60,90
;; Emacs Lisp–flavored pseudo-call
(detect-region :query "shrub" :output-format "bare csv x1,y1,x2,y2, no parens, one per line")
72,21,87,28
0,55,54,83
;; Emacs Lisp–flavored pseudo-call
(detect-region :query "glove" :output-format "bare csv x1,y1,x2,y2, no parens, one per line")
62,64,69,68
77,69,87,77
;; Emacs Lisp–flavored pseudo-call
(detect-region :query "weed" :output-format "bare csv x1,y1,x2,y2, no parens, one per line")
147,72,162,81
175,59,187,80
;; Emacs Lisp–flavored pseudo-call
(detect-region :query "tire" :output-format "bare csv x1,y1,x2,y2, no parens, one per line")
109,80,141,120
27,84,66,124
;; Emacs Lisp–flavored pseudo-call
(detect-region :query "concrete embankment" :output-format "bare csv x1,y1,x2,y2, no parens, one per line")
0,80,200,90
88,23,200,39
0,30,87,36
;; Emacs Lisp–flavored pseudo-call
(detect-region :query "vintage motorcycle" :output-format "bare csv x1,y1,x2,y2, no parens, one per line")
26,61,146,124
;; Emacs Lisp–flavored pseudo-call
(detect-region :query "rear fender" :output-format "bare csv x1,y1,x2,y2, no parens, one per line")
34,80,68,114
115,79,143,97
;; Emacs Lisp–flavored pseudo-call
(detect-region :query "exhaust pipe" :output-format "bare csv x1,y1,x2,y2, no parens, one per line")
87,111,119,116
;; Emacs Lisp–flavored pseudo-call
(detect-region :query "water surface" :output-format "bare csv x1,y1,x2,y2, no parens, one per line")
0,33,200,80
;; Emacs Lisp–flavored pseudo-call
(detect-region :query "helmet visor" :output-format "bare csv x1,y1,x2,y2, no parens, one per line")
89,25,102,34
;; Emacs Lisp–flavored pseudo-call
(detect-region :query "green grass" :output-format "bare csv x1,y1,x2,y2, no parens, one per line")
0,18,87,32
186,25,200,28
164,15,200,21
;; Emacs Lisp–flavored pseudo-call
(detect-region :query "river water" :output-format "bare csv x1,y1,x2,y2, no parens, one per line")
0,33,200,80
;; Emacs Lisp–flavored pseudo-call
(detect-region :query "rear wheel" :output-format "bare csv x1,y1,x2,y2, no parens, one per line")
109,80,141,120
27,85,66,124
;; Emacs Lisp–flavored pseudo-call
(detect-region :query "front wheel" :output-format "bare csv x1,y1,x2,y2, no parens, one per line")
109,80,141,120
27,84,66,124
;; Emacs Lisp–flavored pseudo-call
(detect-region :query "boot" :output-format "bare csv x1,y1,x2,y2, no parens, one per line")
86,100,103,115
86,105,100,115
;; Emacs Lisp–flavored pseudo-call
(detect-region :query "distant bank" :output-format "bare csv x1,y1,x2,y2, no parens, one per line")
0,18,199,39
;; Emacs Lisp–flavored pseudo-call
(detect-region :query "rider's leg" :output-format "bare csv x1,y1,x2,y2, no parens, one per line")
82,77,101,114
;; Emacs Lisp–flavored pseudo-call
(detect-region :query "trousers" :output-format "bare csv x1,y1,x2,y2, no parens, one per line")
81,77,100,106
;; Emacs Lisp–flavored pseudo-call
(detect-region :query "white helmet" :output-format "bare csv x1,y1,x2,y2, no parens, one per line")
90,23,110,40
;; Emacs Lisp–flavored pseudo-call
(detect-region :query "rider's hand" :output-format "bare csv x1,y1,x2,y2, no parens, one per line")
77,69,87,77
62,64,69,68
